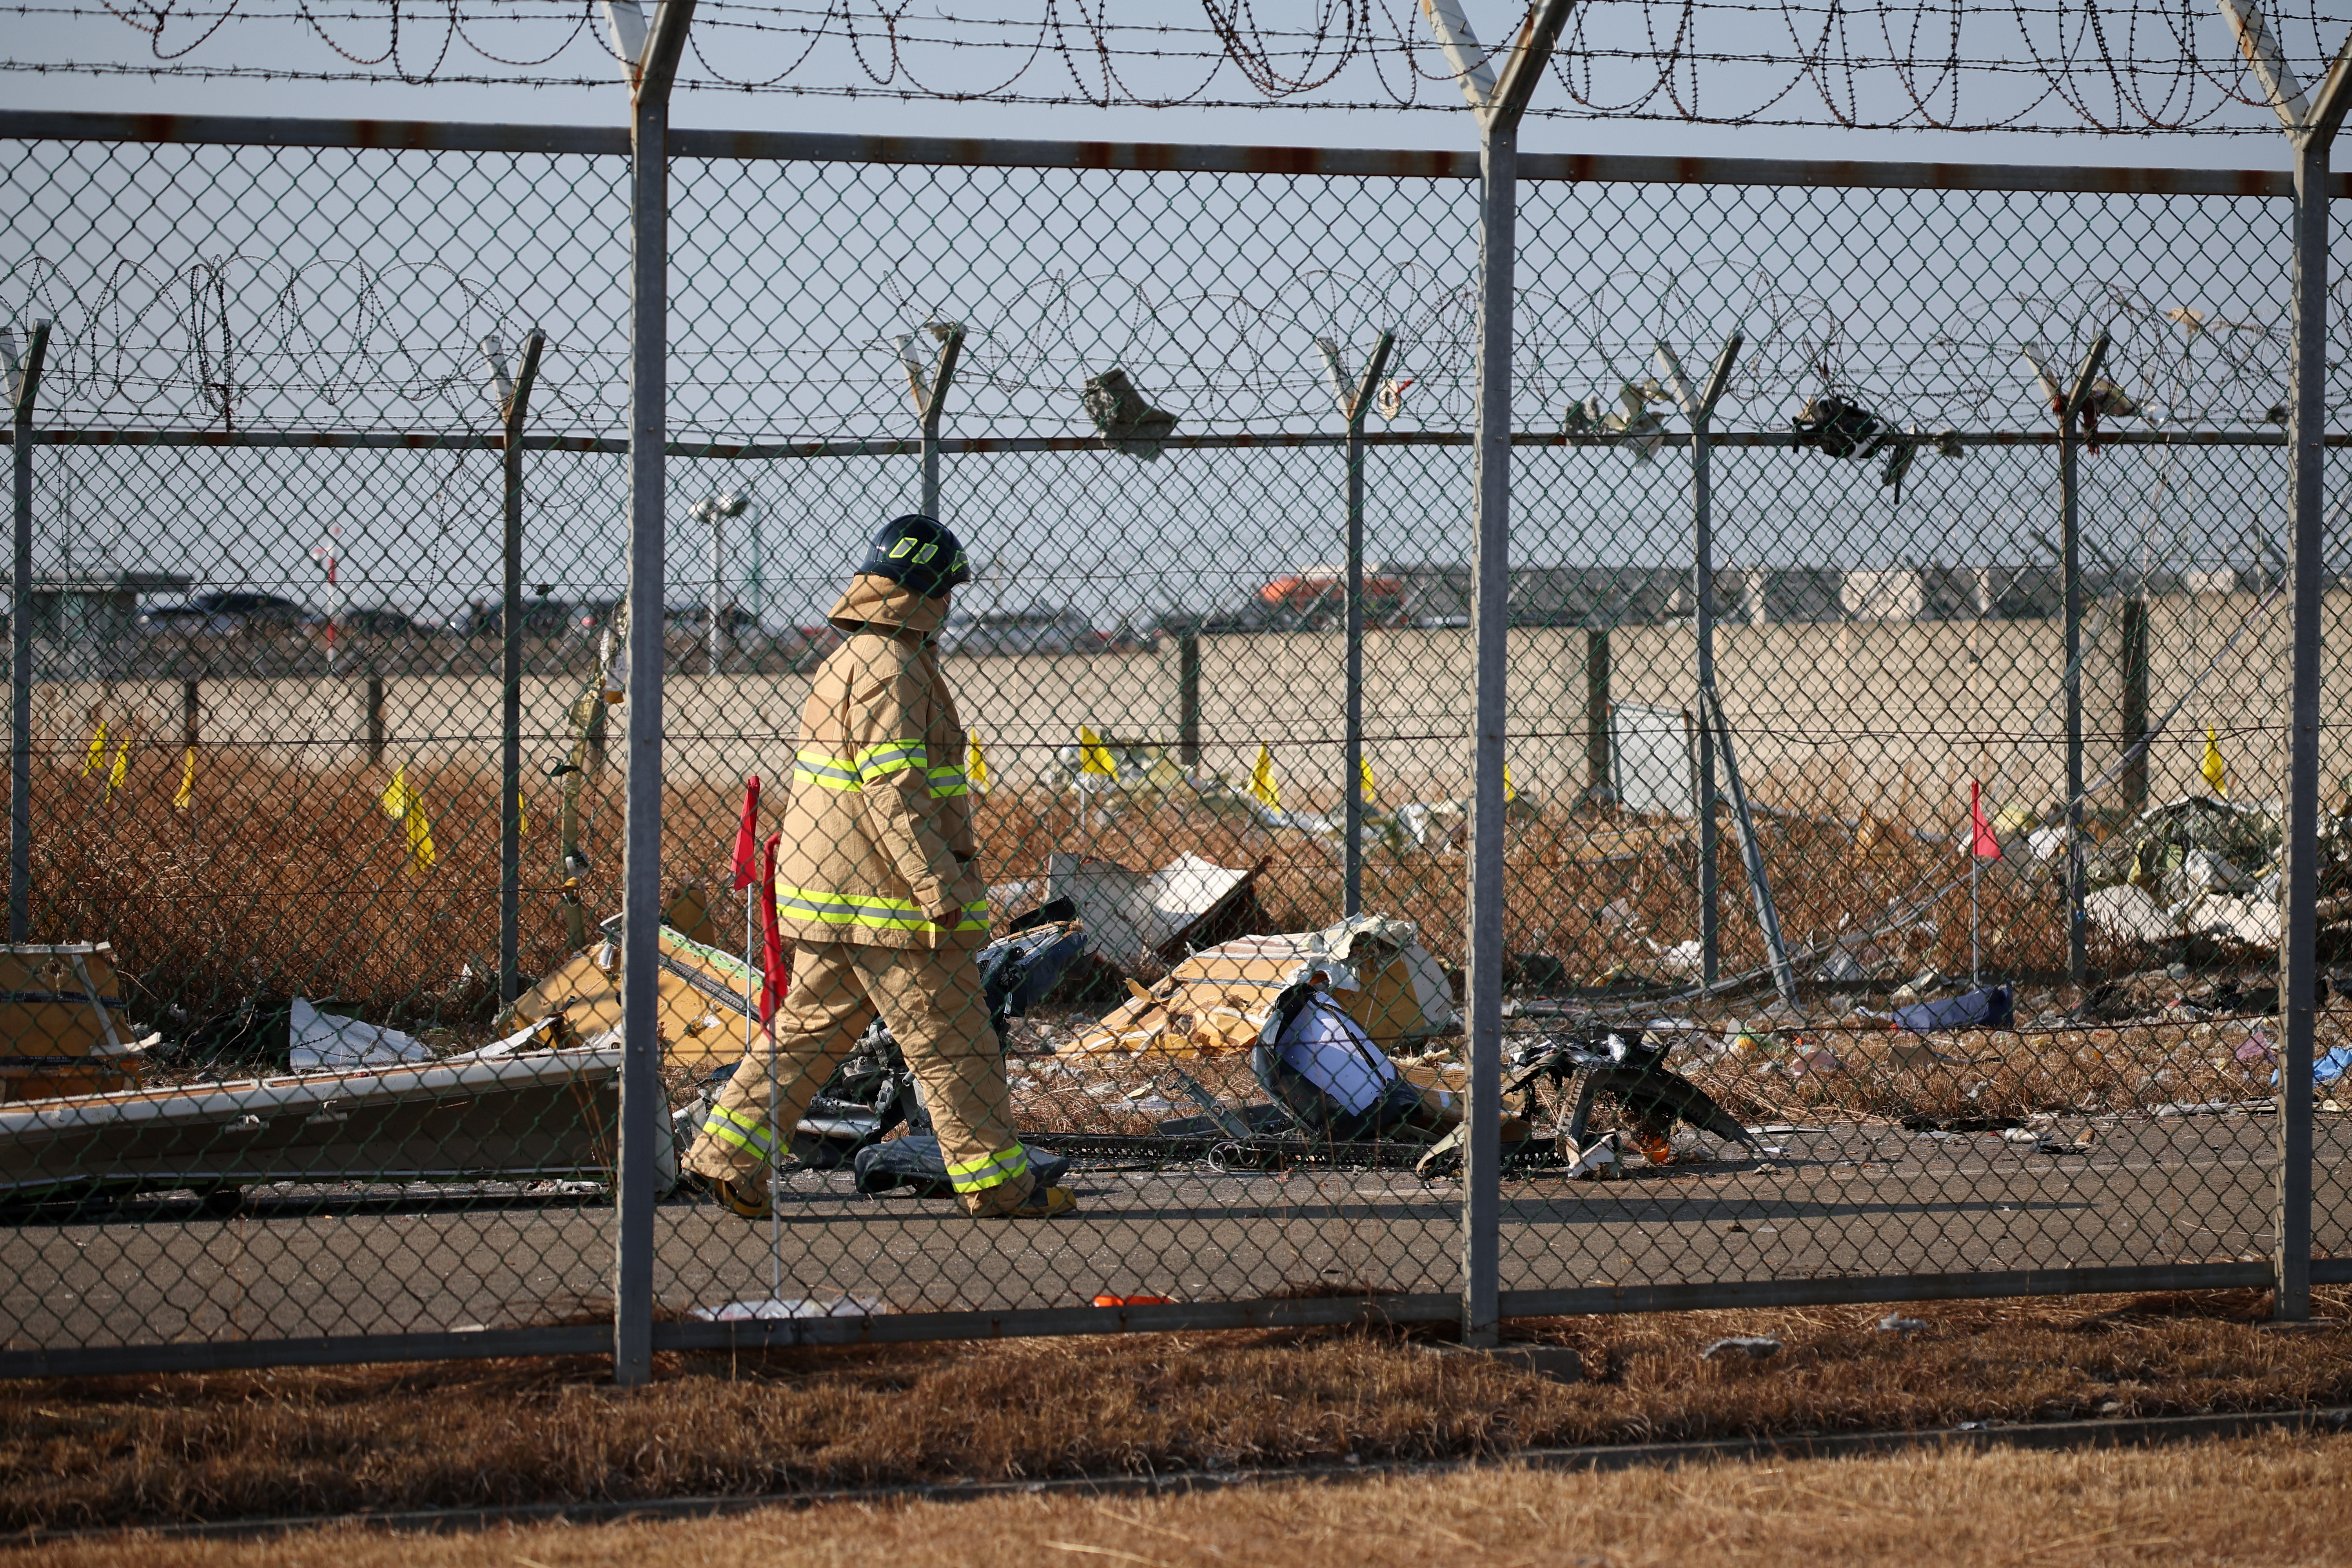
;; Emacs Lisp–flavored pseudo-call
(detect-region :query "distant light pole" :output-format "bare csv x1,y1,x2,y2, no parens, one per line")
744,497,764,641
310,526,343,674
689,489,750,673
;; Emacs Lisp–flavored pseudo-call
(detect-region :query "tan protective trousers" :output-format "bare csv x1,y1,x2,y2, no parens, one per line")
683,940,1037,1217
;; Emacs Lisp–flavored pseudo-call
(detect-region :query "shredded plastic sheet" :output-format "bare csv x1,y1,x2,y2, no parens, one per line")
690,1296,883,1322
288,997,433,1070
2081,797,2292,951
1044,851,1255,970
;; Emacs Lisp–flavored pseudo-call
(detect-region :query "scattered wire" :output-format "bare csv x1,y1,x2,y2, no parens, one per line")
4,247,2318,441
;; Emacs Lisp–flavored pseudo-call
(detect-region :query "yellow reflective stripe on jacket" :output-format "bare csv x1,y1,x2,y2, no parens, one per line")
946,1141,1030,1194
854,738,928,781
793,749,861,792
776,886,989,932
926,765,969,798
701,1102,774,1158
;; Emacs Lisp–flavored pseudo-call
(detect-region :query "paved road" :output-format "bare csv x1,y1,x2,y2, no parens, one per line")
2,1110,2340,1351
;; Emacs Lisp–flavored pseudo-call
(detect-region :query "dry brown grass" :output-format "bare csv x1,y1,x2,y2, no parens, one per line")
34,758,771,1033
26,742,2330,1136
43,757,1319,1034
0,1290,2347,1533
1673,1010,2336,1127
11,1432,2352,1567
31,754,626,1031
33,737,2091,1038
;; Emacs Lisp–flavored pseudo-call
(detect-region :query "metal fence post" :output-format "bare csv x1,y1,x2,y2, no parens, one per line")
1419,0,1575,1351
705,500,723,675
609,0,694,1388
1177,630,1201,768
1659,335,1740,985
2278,78,2350,1316
6,320,49,946
2058,406,2084,986
1690,394,1719,986
902,325,964,519
1584,627,1610,795
1460,116,1514,1354
2210,0,2352,1326
488,330,544,1011
1322,330,1395,919
2201,0,2352,1321
2273,131,2329,1325
2119,596,2149,811
586,681,609,777
365,673,385,766
2055,331,2109,989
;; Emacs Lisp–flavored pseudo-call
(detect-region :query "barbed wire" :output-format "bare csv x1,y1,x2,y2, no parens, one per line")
4,1,2346,132
2,248,2318,436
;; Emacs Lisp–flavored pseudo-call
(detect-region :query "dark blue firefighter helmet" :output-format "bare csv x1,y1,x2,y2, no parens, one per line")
858,514,972,599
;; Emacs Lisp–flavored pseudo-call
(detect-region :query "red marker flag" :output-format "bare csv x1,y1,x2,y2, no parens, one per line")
730,775,762,890
1969,781,2002,860
757,830,789,1021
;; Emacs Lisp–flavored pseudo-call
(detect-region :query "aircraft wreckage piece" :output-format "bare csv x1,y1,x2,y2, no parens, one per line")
0,1024,639,1203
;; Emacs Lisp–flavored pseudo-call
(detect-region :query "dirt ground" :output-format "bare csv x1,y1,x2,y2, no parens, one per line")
2,1290,2348,1534
11,1433,2352,1568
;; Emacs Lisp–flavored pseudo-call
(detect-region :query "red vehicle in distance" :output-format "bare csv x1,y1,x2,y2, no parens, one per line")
1253,569,1408,631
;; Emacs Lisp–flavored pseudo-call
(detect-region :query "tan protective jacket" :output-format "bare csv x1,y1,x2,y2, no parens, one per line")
771,573,986,950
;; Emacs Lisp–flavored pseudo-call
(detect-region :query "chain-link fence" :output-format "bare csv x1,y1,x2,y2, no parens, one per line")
0,110,2341,1375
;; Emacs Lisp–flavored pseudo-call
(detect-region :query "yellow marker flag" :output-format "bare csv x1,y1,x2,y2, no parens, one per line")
105,738,128,799
1078,725,1119,779
516,790,530,835
81,721,107,779
968,729,991,793
1358,756,1378,804
1249,744,1281,811
1503,762,1519,802
2203,727,2228,798
173,747,195,811
378,765,438,875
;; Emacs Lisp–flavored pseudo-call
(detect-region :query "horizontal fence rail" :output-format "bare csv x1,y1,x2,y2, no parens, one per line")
0,429,2329,454
2,109,2341,197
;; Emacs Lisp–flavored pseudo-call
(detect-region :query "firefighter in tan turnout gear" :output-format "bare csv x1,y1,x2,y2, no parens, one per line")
684,515,1078,1220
